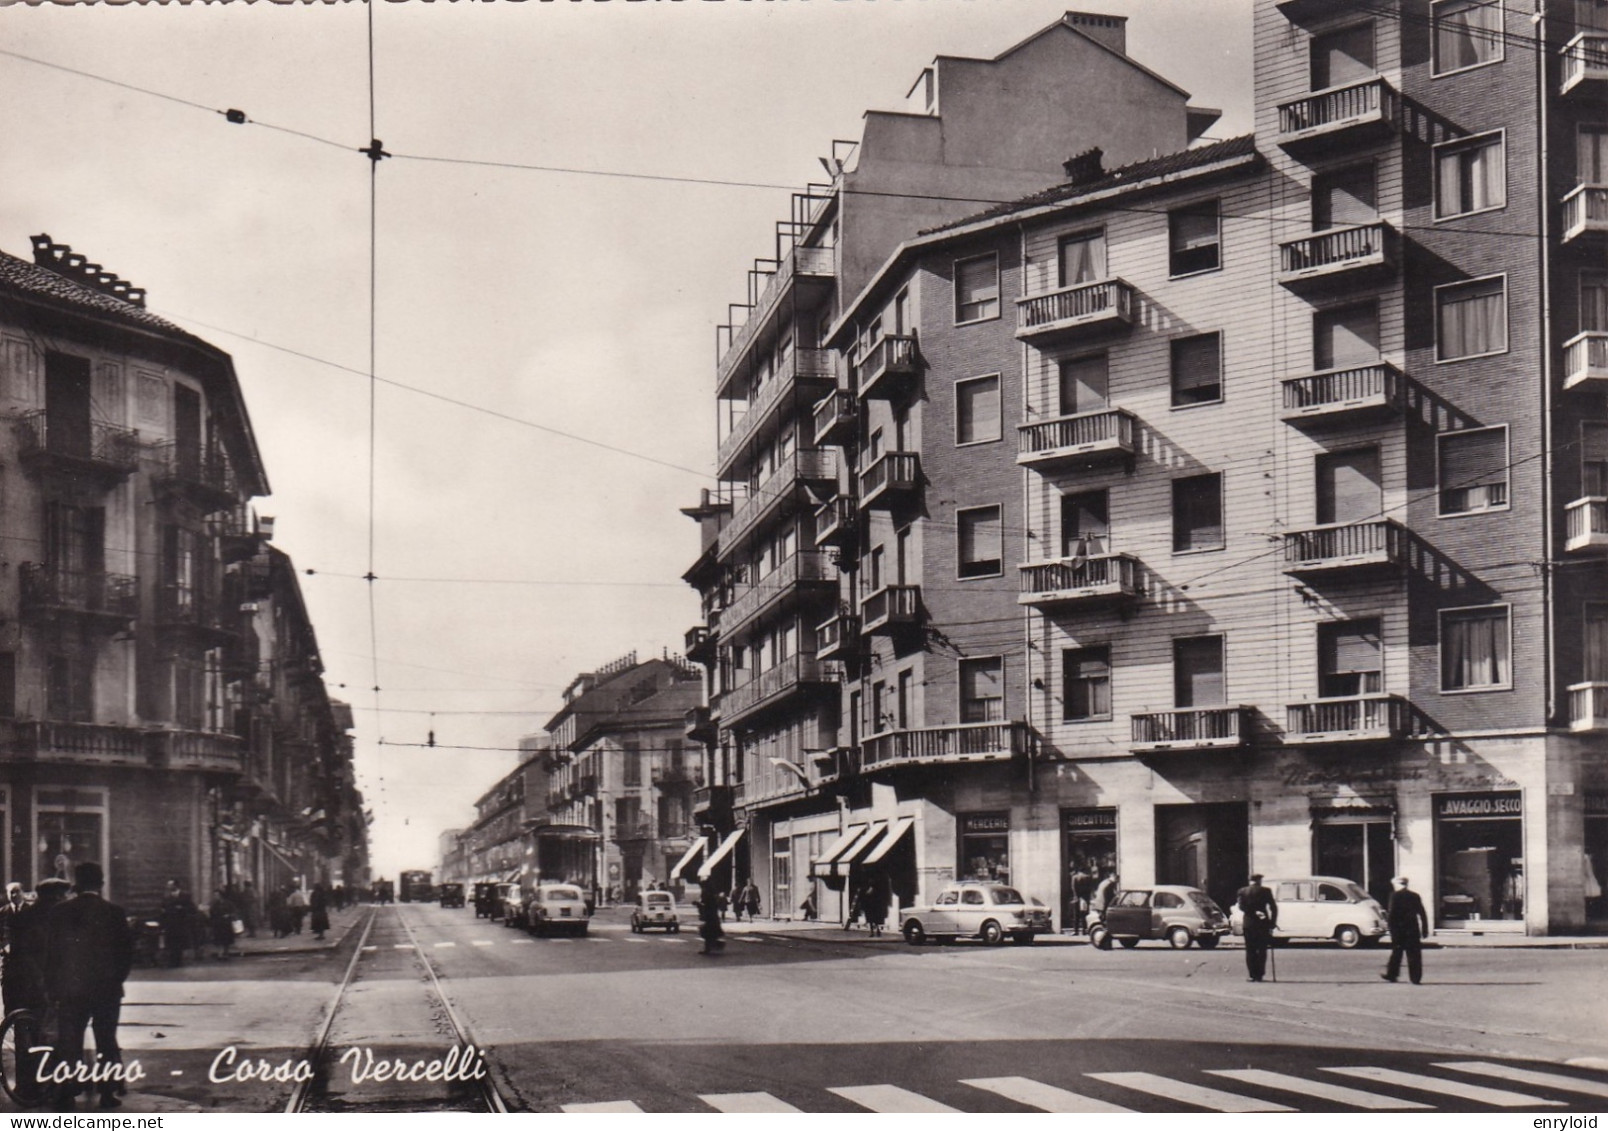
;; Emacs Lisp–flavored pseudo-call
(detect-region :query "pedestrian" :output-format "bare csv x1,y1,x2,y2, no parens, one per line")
240,880,260,938
715,888,729,923
1091,871,1120,928
1069,866,1095,934
799,892,818,921
208,889,238,959
3,879,71,1107
310,883,330,941
159,880,195,968
728,885,745,922
287,884,309,934
1382,875,1430,985
1235,873,1278,983
860,880,889,939
740,879,761,922
697,889,725,955
268,886,290,938
45,862,134,1111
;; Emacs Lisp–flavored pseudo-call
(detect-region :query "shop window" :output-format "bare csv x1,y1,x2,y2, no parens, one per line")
1436,792,1524,924
1433,0,1504,75
1171,332,1223,406
1311,23,1376,89
955,254,1000,323
1062,647,1112,722
959,812,1010,882
955,375,1001,445
1440,605,1512,691
957,506,1002,579
959,657,1004,723
1174,635,1226,707
1168,201,1221,277
1436,133,1505,218
34,788,106,885
1438,427,1508,514
1172,473,1224,552
1436,277,1507,361
1319,619,1383,697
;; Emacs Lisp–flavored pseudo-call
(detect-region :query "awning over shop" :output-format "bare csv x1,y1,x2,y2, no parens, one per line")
697,829,745,881
860,816,914,866
809,827,863,877
262,841,300,872
669,837,709,882
529,823,602,841
503,870,521,884
830,822,887,874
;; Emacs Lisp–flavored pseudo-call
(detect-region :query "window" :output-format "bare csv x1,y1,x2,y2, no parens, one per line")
1169,201,1221,277
1063,647,1112,721
961,889,986,906
897,669,913,729
1433,0,1504,75
1058,230,1107,287
1313,165,1377,230
1172,473,1224,553
1441,606,1512,690
955,375,1001,445
1153,891,1184,910
1584,604,1608,682
1319,619,1383,697
1171,333,1222,406
624,742,642,786
955,254,1000,323
957,506,1003,578
893,289,911,336
1435,133,1505,218
0,653,13,718
1061,491,1109,557
1311,23,1376,89
1438,427,1509,514
44,502,105,575
1174,636,1226,707
1316,446,1382,525
960,657,1004,723
1584,271,1608,334
1315,303,1381,370
1582,126,1608,184
46,655,92,723
1058,354,1108,415
1436,277,1507,361
1581,0,1608,31
1583,423,1608,496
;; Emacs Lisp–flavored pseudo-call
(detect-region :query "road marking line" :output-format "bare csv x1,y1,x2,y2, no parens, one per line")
1435,1061,1608,1099
1565,1058,1608,1073
699,1092,802,1113
1087,1072,1293,1113
1322,1067,1563,1108
1207,1069,1432,1110
961,1076,1133,1113
508,938,534,945
828,1085,959,1113
392,943,411,950
361,946,377,952
622,937,649,944
471,940,494,947
433,941,456,948
561,1101,644,1113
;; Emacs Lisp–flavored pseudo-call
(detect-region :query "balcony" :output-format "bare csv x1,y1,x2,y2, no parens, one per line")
1569,682,1608,731
1015,279,1136,344
152,441,238,513
812,388,858,448
858,451,920,511
1566,497,1608,553
1275,0,1363,21
1564,332,1608,391
684,706,716,746
856,720,1035,773
860,584,920,635
715,348,835,479
684,625,716,666
814,495,857,550
692,782,733,821
652,762,703,788
720,550,836,637
1130,707,1252,752
1018,552,1140,610
1561,32,1608,96
719,448,837,555
1017,408,1136,471
1285,695,1411,744
719,652,837,727
1281,363,1406,426
215,506,272,565
715,244,836,399
19,563,138,625
1563,185,1608,243
1283,519,1407,575
1278,223,1398,290
10,411,140,488
1276,78,1399,155
853,334,921,401
156,584,237,643
816,608,859,660
153,729,247,774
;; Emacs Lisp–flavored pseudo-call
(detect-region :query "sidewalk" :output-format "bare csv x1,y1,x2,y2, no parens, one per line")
225,902,367,957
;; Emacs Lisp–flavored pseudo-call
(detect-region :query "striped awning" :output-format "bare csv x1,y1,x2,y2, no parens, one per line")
860,816,914,866
697,829,745,881
809,826,863,876
830,822,887,874
669,837,709,881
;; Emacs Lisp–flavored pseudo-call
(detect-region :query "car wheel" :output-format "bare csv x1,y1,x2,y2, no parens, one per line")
903,920,927,946
1009,932,1033,946
671,924,680,934
1168,926,1194,950
1089,925,1113,950
1197,934,1220,949
1335,925,1362,949
1118,936,1140,949
979,920,1005,946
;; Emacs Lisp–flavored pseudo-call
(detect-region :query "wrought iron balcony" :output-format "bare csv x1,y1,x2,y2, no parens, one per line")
719,652,836,726
1017,408,1136,470
816,608,859,660
853,334,920,401
684,625,716,666
19,563,138,624
153,729,247,774
716,348,835,479
156,583,236,641
1015,279,1136,343
858,451,920,510
1278,223,1398,289
1130,706,1252,752
1566,497,1608,553
814,494,857,550
719,551,835,638
715,244,836,399
860,584,920,634
1276,78,1399,154
1561,32,1608,96
10,410,140,487
719,448,837,555
652,762,703,787
6,721,148,766
1283,520,1406,575
1562,185,1608,243
1280,363,1406,426
1018,552,1140,609
684,705,716,746
812,388,857,448
1285,695,1411,743
1569,681,1608,731
152,441,238,513
215,505,272,564
856,720,1035,773
1564,332,1608,391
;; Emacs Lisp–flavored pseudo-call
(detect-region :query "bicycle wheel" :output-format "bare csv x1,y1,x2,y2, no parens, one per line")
0,1008,40,1106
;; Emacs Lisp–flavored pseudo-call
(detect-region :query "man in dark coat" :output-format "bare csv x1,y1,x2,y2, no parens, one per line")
4,879,71,1106
696,889,725,955
46,862,134,1110
1382,875,1430,985
1236,873,1278,983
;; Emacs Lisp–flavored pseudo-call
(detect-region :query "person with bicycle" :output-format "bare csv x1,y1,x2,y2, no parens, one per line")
45,863,133,1111
2,879,70,1107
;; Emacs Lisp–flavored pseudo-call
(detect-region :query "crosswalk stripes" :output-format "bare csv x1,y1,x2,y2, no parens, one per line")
698,1092,804,1113
433,941,456,948
828,1085,962,1113
1434,1061,1608,1100
471,939,494,947
562,1101,645,1113
1566,1057,1608,1073
508,938,533,945
1206,1069,1432,1110
1323,1067,1565,1108
1086,1072,1294,1113
960,1076,1134,1112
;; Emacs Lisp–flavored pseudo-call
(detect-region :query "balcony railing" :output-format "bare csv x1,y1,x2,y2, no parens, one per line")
813,494,857,550
155,729,247,774
1018,552,1140,609
684,625,716,665
720,550,835,637
857,720,1034,772
1283,520,1406,574
1276,78,1399,151
860,584,920,634
1561,32,1608,96
1563,184,1608,242
1285,695,1410,742
8,721,147,765
1280,363,1406,425
1569,681,1608,731
156,584,235,638
719,652,835,725
816,609,859,660
651,762,703,787
19,563,139,622
1278,223,1397,287
1564,331,1608,391
812,388,858,448
1131,707,1251,752
716,244,836,397
716,348,834,477
720,448,837,554
1015,279,1136,342
1017,408,1136,470
854,334,921,401
152,441,238,512
1566,497,1608,553
858,451,920,510
684,706,716,745
10,411,141,484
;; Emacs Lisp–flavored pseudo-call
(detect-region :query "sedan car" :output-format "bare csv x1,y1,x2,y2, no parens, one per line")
1228,876,1387,948
1090,885,1229,950
527,883,590,937
901,881,1052,946
630,891,680,933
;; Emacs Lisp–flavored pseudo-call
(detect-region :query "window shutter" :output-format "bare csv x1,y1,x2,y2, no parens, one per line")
1174,636,1225,707
1441,429,1505,487
1323,621,1382,674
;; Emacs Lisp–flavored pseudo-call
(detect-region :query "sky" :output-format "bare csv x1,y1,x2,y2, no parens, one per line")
0,0,1252,879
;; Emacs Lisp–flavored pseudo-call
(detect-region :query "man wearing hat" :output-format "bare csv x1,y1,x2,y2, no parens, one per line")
1235,873,1278,982
3,879,71,1106
45,862,133,1110
1382,875,1430,985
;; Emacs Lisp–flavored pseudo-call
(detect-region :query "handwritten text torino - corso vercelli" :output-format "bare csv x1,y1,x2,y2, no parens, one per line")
28,1045,489,1088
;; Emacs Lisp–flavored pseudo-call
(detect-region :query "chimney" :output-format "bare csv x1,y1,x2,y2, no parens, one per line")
28,233,147,308
1062,147,1105,185
1065,12,1127,56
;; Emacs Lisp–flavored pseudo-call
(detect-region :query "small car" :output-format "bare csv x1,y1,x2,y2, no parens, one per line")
900,881,1053,946
494,882,520,925
527,883,590,937
1229,876,1387,948
438,882,465,909
1090,885,1229,950
630,891,680,933
472,882,500,919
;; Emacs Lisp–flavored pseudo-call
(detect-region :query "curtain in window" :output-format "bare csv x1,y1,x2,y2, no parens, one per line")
957,376,1000,444
1436,0,1499,72
1316,167,1377,229
1059,232,1107,287
1584,424,1608,496
1438,280,1505,358
958,508,1002,576
1578,0,1608,32
1443,610,1510,688
1064,649,1111,719
1438,139,1503,216
960,658,1004,722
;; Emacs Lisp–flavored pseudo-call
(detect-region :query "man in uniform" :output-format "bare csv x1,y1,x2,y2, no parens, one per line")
1382,875,1430,985
45,863,134,1110
1236,873,1278,983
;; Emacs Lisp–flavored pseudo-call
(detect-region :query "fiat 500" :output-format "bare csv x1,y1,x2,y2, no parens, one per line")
528,883,590,937
630,891,680,933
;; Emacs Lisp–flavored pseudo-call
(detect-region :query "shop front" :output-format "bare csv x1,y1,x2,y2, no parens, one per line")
1434,791,1524,930
957,812,1010,883
1588,790,1608,928
1061,808,1117,928
1311,798,1396,908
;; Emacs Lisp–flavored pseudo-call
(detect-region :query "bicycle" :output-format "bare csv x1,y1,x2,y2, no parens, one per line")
0,1006,45,1107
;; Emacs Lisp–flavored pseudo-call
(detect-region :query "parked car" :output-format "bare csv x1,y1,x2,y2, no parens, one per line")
1229,876,1386,948
438,882,465,909
900,881,1052,946
472,882,500,919
528,883,590,937
630,891,680,933
1090,885,1229,950
494,882,521,926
